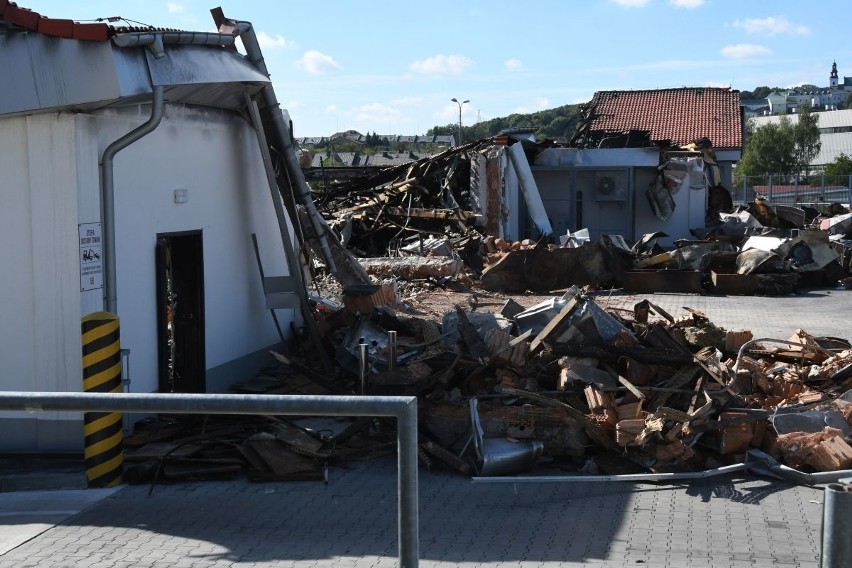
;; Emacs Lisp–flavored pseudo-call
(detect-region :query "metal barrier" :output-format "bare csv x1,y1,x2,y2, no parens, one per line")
0,392,419,568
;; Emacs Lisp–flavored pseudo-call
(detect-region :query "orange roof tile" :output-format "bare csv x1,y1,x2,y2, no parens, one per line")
587,87,742,150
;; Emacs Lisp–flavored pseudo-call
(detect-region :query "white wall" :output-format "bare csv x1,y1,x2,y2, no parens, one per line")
500,152,520,240
0,103,296,449
634,167,707,247
0,113,85,447
75,103,293,395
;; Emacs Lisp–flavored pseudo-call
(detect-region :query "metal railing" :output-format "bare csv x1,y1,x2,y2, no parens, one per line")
732,173,852,207
0,392,419,568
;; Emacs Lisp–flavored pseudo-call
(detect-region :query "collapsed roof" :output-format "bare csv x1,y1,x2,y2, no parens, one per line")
571,87,743,151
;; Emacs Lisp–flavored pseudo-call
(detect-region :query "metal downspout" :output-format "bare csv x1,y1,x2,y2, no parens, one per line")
232,21,337,276
99,85,165,313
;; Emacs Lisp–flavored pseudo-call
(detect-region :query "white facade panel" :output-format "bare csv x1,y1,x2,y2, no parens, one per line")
0,113,84,435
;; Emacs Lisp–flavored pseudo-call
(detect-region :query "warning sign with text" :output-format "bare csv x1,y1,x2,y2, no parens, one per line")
79,223,103,292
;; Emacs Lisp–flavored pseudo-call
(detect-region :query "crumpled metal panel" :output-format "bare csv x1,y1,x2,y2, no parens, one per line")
145,45,268,109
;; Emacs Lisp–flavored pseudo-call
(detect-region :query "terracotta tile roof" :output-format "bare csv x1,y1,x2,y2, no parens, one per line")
587,87,742,149
0,1,189,42
1,1,111,40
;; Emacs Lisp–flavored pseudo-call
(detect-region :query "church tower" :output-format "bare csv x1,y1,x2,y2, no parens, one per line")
831,60,839,89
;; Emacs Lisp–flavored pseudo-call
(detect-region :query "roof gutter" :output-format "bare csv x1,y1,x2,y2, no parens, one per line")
227,18,338,276
112,31,237,58
100,85,165,314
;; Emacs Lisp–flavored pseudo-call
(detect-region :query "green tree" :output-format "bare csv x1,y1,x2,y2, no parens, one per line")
542,116,573,139
736,118,797,179
824,153,852,178
792,102,822,178
737,103,822,181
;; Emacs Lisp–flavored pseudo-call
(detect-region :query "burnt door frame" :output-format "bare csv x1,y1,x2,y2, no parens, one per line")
155,230,206,393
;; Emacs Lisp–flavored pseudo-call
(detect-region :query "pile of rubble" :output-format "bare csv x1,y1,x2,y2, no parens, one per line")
126,138,852,483
125,284,852,484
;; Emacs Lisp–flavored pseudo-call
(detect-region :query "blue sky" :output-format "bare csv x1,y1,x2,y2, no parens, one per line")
22,0,852,136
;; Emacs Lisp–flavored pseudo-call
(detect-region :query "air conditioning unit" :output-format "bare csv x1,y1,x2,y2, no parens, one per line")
595,172,627,201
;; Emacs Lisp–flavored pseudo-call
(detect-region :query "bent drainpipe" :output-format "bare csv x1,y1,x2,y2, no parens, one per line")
100,85,165,314
231,19,337,276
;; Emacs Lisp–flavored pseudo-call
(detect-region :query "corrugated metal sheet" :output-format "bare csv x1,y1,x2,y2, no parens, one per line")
750,108,852,130
0,33,268,116
750,111,852,165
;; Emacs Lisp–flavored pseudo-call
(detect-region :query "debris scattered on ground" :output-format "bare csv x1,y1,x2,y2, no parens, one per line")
126,282,852,483
126,137,852,483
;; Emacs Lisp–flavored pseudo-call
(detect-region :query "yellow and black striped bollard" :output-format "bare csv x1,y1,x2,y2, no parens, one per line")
81,312,124,487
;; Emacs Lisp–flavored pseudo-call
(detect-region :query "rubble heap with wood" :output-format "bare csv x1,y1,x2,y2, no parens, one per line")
125,284,852,483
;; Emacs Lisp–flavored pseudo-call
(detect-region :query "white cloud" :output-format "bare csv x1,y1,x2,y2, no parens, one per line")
352,103,410,125
325,104,338,114
731,16,810,37
409,54,474,76
297,50,342,75
612,0,650,7
256,32,291,50
392,96,426,106
437,102,475,123
166,3,185,14
721,44,772,59
535,97,550,109
505,58,523,71
668,0,705,8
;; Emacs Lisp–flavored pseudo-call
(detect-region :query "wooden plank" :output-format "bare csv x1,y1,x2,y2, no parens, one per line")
500,387,618,450
529,297,579,354
383,206,476,220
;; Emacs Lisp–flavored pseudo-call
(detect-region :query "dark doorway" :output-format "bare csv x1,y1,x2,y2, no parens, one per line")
156,231,206,393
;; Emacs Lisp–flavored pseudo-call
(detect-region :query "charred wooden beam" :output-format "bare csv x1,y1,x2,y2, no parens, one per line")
551,343,695,366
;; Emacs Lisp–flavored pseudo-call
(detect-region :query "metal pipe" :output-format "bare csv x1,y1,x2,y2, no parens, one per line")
359,340,369,396
0,391,419,568
387,330,397,372
821,479,852,568
232,20,337,276
396,392,419,568
746,449,852,485
100,85,165,314
732,337,828,375
472,463,749,483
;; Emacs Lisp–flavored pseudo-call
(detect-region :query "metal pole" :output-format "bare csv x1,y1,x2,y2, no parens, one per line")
359,340,369,395
397,393,419,568
450,98,469,145
0,392,419,568
822,479,852,568
387,330,397,372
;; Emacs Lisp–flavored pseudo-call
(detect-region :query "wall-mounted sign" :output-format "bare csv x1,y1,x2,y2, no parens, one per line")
79,222,103,292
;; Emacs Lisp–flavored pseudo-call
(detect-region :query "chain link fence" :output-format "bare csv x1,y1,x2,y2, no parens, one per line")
732,174,852,208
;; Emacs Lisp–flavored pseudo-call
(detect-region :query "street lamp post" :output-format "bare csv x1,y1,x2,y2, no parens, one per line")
450,97,469,145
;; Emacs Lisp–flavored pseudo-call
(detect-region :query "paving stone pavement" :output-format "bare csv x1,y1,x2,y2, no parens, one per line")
2,289,849,568
593,286,852,340
0,456,826,568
